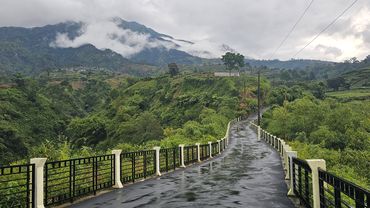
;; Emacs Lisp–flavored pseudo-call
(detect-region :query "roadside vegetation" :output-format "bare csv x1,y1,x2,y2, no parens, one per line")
261,57,370,189
0,72,269,165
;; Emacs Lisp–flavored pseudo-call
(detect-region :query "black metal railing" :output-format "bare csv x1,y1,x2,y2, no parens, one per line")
183,145,198,165
319,169,370,208
0,164,35,208
200,144,210,160
0,116,236,208
159,148,180,173
211,142,219,155
121,150,156,184
44,154,115,206
293,157,313,208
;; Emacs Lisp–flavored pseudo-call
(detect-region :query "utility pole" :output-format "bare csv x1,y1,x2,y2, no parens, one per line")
257,70,261,126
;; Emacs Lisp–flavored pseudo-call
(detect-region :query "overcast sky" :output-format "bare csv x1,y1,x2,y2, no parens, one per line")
0,0,369,61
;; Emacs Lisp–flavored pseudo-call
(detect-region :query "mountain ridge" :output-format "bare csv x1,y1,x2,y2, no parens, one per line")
0,18,338,77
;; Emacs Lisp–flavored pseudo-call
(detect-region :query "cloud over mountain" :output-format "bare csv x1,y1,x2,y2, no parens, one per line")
0,0,369,61
50,20,176,57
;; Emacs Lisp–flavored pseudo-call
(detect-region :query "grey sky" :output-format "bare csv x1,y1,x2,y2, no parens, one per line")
0,0,369,61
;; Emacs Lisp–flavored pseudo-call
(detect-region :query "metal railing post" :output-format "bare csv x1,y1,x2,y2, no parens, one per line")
217,140,221,154
208,142,213,158
280,140,285,156
112,150,123,188
30,158,47,208
287,151,297,196
179,145,186,168
306,159,326,208
153,147,161,176
196,143,201,162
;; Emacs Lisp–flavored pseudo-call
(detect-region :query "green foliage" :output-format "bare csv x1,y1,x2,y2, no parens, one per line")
0,74,117,164
108,112,164,145
67,115,108,147
1,73,262,165
221,52,245,73
326,88,370,101
264,96,370,188
104,74,262,150
290,141,370,189
327,77,347,91
168,63,179,77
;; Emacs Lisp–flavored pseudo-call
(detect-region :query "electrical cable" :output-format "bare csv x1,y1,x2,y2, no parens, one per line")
293,0,358,58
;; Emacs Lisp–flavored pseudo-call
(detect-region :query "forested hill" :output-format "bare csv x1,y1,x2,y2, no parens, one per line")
0,22,161,77
0,19,203,77
0,73,269,164
246,58,334,70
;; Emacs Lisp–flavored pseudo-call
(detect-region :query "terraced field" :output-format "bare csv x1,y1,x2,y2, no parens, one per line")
326,88,370,100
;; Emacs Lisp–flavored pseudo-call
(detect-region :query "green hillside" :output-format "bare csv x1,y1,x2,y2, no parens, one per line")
327,89,370,101
0,73,268,164
340,67,370,88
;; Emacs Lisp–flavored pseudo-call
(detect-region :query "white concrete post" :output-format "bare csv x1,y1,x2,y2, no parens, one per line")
30,158,47,208
217,140,221,154
112,150,123,188
284,145,292,173
196,143,201,162
273,136,277,149
287,151,297,196
280,140,285,155
280,140,285,156
179,145,186,168
208,142,213,158
307,159,326,208
257,126,261,141
153,147,161,176
277,138,281,152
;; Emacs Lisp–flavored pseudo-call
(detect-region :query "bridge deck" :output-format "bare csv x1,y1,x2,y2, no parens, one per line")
70,116,295,208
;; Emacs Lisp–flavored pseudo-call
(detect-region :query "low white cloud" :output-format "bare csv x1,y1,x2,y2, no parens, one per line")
162,37,232,58
315,44,342,57
50,19,176,57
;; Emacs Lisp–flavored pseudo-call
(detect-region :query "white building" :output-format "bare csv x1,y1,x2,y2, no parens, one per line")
214,72,240,77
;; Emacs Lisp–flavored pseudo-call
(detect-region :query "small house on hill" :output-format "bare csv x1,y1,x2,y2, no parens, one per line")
214,72,240,77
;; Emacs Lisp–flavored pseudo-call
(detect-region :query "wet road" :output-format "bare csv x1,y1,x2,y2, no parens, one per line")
70,116,295,208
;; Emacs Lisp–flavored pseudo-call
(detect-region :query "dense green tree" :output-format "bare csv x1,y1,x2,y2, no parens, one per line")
327,77,346,91
111,112,164,145
221,52,245,74
168,63,179,77
308,82,326,99
67,115,108,147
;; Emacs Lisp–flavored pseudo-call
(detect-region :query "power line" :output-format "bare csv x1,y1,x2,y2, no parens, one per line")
269,0,314,59
293,0,358,58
